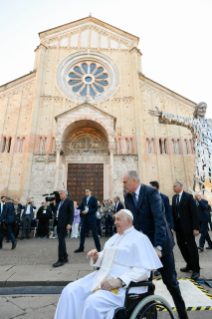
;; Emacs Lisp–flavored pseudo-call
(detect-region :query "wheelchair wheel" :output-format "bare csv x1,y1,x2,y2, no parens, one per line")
130,295,176,319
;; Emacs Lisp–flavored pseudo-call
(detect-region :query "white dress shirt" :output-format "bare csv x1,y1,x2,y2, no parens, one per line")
177,190,183,203
25,205,31,215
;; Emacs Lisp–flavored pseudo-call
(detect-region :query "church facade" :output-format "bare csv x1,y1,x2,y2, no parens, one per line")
0,16,195,205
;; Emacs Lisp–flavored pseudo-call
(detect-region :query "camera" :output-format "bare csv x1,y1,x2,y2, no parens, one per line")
42,191,60,204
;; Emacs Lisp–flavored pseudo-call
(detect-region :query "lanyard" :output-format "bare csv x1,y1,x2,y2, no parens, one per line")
58,201,64,210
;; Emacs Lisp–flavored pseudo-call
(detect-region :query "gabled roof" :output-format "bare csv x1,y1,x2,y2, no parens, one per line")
55,102,117,126
39,16,139,44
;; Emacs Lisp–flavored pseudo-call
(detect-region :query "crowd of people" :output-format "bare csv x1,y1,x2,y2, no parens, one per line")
1,170,212,319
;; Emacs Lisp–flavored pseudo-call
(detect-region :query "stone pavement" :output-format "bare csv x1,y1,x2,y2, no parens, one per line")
0,233,212,318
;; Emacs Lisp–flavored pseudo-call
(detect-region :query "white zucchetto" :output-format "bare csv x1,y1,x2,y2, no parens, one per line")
121,209,134,221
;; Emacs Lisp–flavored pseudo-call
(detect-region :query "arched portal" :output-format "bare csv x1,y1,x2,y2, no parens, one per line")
61,120,109,155
59,120,111,203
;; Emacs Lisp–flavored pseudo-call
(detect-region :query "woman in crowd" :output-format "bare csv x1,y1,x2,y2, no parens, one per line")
71,202,80,238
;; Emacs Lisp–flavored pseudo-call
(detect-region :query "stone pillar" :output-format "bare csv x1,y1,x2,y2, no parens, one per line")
109,149,114,196
54,149,61,190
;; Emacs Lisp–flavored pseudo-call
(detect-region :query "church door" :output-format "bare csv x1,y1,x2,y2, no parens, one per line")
67,164,104,204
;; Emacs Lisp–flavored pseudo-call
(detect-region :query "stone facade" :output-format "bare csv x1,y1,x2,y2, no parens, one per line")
0,16,195,205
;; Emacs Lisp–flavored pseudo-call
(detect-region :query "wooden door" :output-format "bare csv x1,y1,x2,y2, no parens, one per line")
67,164,104,205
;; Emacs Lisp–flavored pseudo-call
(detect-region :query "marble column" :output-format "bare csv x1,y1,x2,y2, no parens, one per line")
110,149,114,197
54,149,60,190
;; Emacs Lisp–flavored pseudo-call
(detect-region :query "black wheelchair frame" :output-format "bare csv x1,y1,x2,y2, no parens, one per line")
113,276,175,319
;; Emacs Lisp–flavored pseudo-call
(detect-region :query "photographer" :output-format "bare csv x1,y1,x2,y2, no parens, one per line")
20,198,35,240
36,202,52,238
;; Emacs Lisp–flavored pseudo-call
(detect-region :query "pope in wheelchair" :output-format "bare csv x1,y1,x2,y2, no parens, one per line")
54,209,164,319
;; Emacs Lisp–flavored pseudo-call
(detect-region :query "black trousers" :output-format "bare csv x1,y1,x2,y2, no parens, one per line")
175,219,200,272
159,251,187,319
57,226,68,261
37,220,49,237
0,224,5,246
105,215,114,236
80,219,101,251
199,221,212,248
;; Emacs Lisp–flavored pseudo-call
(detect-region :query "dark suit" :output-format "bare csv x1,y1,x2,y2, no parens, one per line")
78,196,100,251
0,202,6,247
125,184,187,319
114,201,124,214
56,198,74,261
12,203,22,238
160,193,174,229
197,199,212,248
21,204,34,238
172,191,200,272
0,202,16,244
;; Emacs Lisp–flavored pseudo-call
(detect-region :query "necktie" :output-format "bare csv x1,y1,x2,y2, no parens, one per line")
133,193,138,207
196,202,199,207
176,194,180,217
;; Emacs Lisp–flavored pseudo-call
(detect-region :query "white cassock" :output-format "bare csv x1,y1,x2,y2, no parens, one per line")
54,226,162,319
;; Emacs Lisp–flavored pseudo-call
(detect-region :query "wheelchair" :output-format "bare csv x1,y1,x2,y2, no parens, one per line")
112,276,175,319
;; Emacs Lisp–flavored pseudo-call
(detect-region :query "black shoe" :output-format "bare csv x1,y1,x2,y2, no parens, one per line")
11,241,17,250
20,237,24,240
154,270,160,276
74,248,84,253
0,244,2,249
191,272,200,280
53,260,64,267
27,236,30,239
198,246,204,252
206,246,212,249
180,266,192,272
64,258,69,263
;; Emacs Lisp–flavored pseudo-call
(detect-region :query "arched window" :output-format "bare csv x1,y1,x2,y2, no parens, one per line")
1,137,6,153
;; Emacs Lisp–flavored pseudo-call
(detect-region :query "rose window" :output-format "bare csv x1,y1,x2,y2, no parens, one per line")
68,61,110,97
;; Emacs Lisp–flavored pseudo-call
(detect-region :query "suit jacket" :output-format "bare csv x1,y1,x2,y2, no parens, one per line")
125,184,174,256
160,193,174,229
114,201,124,214
208,205,211,222
57,198,74,228
78,196,98,222
197,199,210,222
0,202,6,222
0,202,15,224
172,191,199,235
22,204,34,219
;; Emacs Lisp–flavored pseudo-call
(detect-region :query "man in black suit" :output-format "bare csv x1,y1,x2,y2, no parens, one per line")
21,198,35,239
13,198,22,239
149,181,175,277
53,190,74,267
75,188,100,253
0,196,6,249
195,194,212,251
0,196,17,249
150,181,174,232
124,171,188,319
113,196,124,214
172,181,200,280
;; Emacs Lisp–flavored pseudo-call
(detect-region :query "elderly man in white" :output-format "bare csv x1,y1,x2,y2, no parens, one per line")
54,209,162,319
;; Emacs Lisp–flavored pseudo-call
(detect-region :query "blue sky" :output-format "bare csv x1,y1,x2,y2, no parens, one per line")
0,0,212,117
